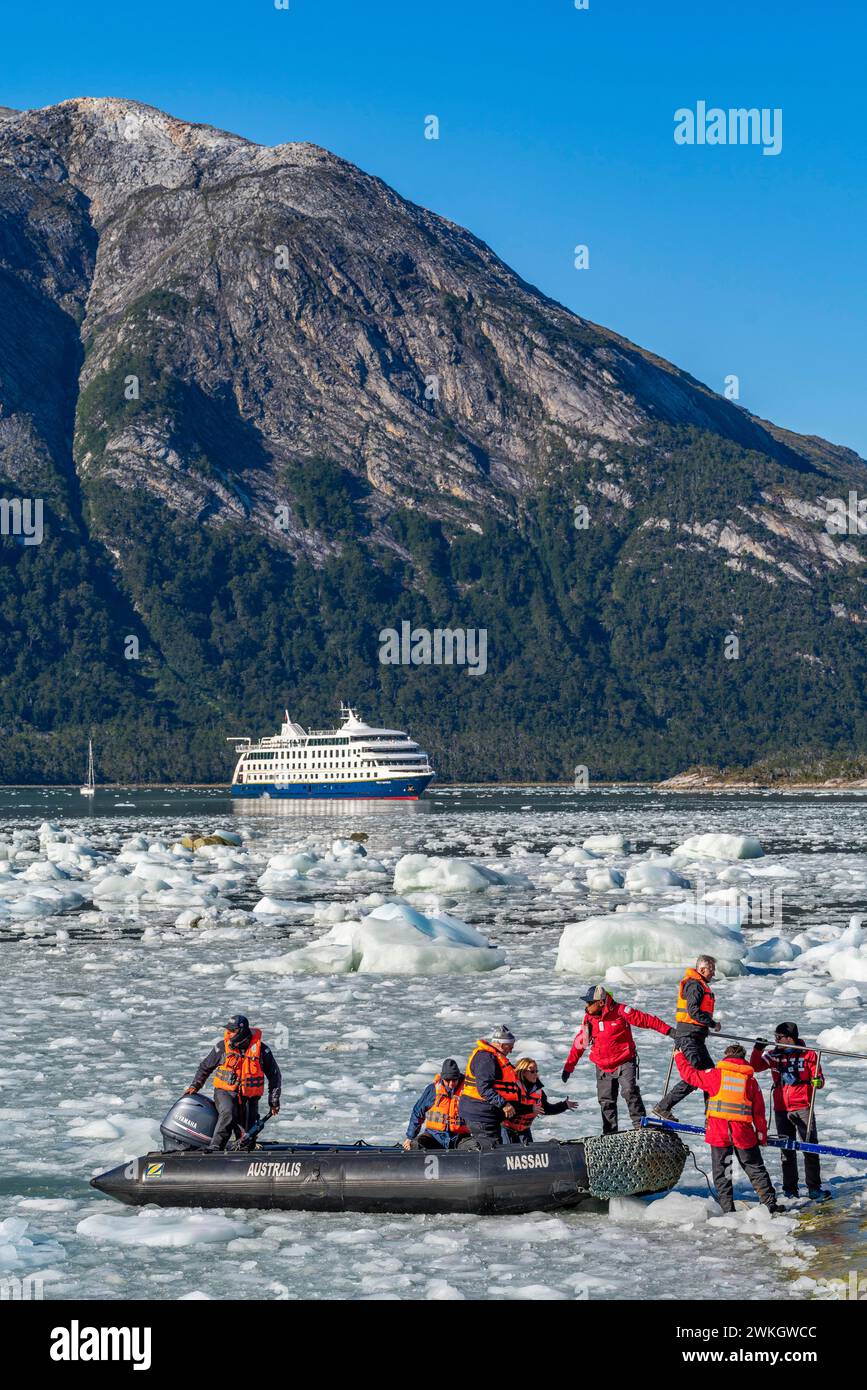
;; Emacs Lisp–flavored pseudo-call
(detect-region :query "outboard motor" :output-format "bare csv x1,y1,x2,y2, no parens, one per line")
160,1093,218,1152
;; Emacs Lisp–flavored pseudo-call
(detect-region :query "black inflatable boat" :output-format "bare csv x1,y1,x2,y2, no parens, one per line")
90,1094,688,1216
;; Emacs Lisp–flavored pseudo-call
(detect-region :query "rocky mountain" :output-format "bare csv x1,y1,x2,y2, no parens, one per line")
0,97,865,782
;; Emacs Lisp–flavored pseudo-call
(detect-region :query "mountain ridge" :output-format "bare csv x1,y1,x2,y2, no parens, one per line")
0,97,864,783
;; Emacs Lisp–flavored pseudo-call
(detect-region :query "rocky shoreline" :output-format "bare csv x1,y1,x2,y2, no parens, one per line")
657,769,867,792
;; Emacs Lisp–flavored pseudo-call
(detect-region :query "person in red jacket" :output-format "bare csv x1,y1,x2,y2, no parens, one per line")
674,1041,778,1214
750,1022,829,1201
561,985,673,1133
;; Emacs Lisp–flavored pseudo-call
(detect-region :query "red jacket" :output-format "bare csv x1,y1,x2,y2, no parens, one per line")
563,997,672,1076
675,1052,767,1148
749,1045,824,1113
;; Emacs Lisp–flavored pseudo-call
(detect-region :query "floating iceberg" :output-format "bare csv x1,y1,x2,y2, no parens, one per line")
745,936,801,964
673,833,764,861
555,910,745,976
827,949,867,984
795,918,867,978
816,1022,867,1054
586,867,625,892
0,1217,66,1271
76,1211,253,1247
582,834,630,854
236,902,505,976
394,854,519,894
548,846,597,865
624,862,689,892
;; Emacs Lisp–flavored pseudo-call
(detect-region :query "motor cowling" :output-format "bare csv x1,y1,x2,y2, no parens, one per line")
160,1093,218,1151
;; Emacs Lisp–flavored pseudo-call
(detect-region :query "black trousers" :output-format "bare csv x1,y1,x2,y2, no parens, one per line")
503,1128,533,1145
775,1108,821,1193
410,1133,456,1150
711,1143,776,1214
596,1059,645,1134
660,1033,714,1111
459,1104,504,1149
208,1090,259,1151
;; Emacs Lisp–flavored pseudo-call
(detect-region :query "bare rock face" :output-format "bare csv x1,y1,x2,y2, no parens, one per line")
0,97,865,782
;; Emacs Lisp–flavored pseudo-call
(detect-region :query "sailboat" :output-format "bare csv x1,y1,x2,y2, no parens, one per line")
80,739,96,797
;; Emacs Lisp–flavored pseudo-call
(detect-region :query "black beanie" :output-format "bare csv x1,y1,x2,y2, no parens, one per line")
441,1058,461,1080
775,1021,800,1040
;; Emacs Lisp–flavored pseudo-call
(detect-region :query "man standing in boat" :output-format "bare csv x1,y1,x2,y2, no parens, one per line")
185,1014,282,1152
653,955,721,1119
459,1026,521,1147
561,986,673,1133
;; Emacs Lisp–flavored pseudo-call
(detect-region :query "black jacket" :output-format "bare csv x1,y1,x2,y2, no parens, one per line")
459,1047,510,1112
192,1036,282,1105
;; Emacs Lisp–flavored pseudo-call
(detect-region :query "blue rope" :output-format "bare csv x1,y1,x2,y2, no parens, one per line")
642,1116,867,1162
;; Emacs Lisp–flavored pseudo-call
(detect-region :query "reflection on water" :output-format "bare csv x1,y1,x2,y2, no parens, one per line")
232,796,433,818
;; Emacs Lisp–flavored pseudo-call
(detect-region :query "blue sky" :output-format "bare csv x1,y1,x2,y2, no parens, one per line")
4,0,865,453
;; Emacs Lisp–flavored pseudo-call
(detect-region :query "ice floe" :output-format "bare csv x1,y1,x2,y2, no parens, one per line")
673,833,764,861
236,902,505,976
77,1211,253,1247
393,853,524,894
556,909,745,976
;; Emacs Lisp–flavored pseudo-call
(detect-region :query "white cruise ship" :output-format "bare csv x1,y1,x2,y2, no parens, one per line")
228,704,435,800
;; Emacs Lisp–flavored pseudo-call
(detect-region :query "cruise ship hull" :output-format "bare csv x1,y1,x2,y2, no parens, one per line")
231,774,434,800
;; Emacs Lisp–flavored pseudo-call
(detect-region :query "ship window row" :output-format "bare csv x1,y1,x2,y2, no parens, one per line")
242,756,428,767
240,772,385,782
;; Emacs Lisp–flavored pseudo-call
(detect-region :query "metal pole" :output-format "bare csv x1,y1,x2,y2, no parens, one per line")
662,1045,675,1100
805,1050,822,1142
641,1116,867,1163
714,1030,867,1063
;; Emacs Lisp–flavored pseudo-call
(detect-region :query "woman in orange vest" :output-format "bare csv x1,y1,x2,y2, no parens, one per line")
403,1058,469,1150
458,1025,521,1148
673,1042,779,1214
503,1058,577,1144
186,1013,282,1152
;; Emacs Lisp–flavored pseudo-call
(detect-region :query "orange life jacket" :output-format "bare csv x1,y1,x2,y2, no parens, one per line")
213,1028,265,1099
706,1057,753,1122
424,1075,470,1137
462,1040,520,1106
503,1080,543,1134
676,968,715,1026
